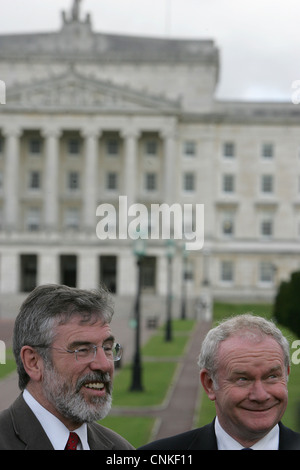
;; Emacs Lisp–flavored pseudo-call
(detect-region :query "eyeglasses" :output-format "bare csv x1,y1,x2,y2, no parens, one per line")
33,342,122,364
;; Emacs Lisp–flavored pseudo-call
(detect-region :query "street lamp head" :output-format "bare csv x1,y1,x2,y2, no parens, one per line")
133,232,146,258
166,238,176,259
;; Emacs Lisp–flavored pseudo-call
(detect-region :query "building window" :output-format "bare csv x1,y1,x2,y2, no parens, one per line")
261,174,274,193
26,207,41,231
106,139,119,156
183,172,195,192
183,140,196,157
106,172,118,191
64,208,80,230
259,262,274,284
68,172,80,191
260,217,273,238
223,174,235,193
220,260,234,282
29,171,41,190
262,143,274,159
221,213,235,237
68,138,81,155
144,140,158,156
29,138,42,155
223,142,235,158
145,173,157,191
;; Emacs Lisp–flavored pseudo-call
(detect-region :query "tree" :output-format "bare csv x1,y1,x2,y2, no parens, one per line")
273,271,300,338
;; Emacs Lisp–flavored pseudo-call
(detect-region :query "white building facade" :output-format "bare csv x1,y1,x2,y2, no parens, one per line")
1,2,300,302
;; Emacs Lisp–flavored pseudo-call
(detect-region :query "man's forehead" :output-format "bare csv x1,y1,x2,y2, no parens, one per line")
218,334,285,363
54,315,111,338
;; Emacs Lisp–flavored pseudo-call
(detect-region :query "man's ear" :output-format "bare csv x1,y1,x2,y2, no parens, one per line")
200,369,217,401
20,346,44,383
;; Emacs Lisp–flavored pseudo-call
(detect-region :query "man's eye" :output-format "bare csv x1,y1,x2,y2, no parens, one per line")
77,347,90,354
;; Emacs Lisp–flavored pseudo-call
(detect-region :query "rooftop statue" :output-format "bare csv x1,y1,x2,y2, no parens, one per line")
71,0,82,21
62,0,90,25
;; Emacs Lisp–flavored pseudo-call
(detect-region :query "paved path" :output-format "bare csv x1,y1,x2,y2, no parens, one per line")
109,320,211,442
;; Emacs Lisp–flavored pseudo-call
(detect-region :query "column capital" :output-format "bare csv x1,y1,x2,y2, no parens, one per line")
81,127,102,139
160,127,177,140
41,127,62,139
160,119,178,140
2,125,22,138
120,126,141,140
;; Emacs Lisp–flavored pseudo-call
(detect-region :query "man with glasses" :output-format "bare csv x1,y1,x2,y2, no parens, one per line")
0,284,134,450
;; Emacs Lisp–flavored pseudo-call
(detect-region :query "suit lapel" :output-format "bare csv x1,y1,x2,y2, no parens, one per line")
189,420,218,450
87,423,115,450
278,422,300,450
10,395,54,450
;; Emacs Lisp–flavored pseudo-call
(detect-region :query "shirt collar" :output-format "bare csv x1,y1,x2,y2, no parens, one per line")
215,416,279,450
23,389,89,450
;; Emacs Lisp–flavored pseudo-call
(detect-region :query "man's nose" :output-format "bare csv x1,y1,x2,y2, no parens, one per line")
248,380,271,402
89,347,112,372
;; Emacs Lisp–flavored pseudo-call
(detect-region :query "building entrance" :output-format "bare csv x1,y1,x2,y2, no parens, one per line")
100,256,117,293
141,256,156,293
60,255,77,287
20,254,37,292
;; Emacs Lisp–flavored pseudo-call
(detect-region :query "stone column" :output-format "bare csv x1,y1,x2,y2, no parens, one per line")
38,252,60,285
0,252,19,293
3,126,21,231
77,251,99,289
117,249,136,296
161,127,177,204
122,128,140,207
82,128,99,232
42,127,61,231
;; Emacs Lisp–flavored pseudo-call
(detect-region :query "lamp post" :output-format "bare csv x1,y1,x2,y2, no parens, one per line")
181,243,188,320
165,239,176,342
129,236,146,391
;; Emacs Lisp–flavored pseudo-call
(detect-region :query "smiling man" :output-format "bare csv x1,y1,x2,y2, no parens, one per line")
140,314,300,450
0,284,134,450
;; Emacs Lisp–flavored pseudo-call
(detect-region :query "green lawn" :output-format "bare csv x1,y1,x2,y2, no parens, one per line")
101,319,196,446
0,348,17,379
100,416,156,448
111,361,178,407
111,320,195,408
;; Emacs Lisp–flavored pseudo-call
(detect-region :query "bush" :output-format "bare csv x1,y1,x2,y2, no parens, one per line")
273,271,300,338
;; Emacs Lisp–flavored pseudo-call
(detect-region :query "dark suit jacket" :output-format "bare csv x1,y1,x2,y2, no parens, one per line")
139,419,300,450
0,395,134,450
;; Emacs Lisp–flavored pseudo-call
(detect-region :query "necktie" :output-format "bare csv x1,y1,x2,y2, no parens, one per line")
65,432,80,450
241,447,253,450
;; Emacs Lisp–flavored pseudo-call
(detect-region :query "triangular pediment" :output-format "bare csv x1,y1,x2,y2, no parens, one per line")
4,70,180,114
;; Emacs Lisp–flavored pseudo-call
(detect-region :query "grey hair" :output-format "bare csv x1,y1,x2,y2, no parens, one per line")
13,284,114,391
198,313,290,385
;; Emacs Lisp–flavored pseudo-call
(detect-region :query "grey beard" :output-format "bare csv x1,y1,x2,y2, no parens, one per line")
43,366,113,425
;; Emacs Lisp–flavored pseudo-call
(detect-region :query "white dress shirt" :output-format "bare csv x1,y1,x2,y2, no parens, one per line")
215,416,279,450
23,389,90,450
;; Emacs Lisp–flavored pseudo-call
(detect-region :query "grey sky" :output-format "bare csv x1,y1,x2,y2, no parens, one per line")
0,0,299,101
